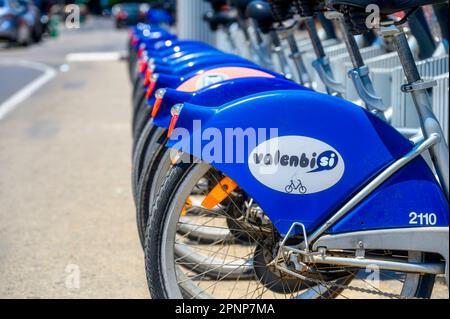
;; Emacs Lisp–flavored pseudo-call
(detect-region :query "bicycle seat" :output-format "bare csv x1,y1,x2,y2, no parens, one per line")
246,0,276,31
328,0,448,14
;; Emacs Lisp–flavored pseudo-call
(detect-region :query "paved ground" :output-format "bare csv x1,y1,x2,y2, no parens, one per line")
0,17,148,298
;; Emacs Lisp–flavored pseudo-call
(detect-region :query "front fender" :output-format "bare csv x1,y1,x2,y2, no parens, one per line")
154,56,256,75
152,77,309,128
166,90,421,235
148,43,215,58
147,65,282,109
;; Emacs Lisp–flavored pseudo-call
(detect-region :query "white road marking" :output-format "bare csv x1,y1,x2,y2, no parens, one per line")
0,59,57,121
66,51,126,62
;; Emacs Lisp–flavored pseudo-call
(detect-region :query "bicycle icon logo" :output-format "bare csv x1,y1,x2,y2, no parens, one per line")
285,179,308,194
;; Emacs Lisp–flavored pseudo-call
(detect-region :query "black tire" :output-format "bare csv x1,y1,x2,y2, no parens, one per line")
130,54,141,86
145,162,193,299
132,91,146,139
413,254,438,298
133,103,152,147
144,162,304,299
132,73,144,104
135,127,168,247
128,39,137,79
32,21,43,43
131,119,156,202
16,24,31,47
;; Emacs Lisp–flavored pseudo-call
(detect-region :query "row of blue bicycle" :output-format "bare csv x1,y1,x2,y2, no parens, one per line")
127,0,449,299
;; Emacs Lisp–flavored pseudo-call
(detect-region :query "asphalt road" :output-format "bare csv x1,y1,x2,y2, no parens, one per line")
0,17,148,298
0,65,43,105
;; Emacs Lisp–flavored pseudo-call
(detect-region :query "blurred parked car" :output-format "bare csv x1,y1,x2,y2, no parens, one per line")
112,2,149,29
0,0,42,45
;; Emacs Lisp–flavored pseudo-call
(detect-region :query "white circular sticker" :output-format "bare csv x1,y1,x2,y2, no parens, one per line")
248,136,345,195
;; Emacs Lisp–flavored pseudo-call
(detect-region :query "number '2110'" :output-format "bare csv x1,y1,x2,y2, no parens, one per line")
409,212,438,225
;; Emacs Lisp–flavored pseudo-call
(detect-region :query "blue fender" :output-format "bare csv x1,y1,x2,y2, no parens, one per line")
154,50,229,66
133,29,167,40
136,32,176,49
140,30,175,42
147,64,283,101
150,44,216,59
132,23,166,35
131,25,169,48
149,41,214,57
150,51,240,68
165,90,448,235
150,48,221,64
147,9,175,25
153,55,256,75
152,77,310,129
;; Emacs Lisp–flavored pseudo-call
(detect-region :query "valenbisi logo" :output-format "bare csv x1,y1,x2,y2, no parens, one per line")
248,136,345,194
252,149,339,172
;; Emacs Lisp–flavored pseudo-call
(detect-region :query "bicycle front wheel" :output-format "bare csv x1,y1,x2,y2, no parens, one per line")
145,161,437,299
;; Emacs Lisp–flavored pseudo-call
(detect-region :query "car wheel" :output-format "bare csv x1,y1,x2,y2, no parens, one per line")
17,23,31,46
32,22,43,43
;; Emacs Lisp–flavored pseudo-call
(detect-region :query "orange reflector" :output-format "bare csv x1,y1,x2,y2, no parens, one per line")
143,68,152,86
143,70,149,86
145,79,157,99
137,46,144,58
131,35,138,46
201,177,238,209
167,115,179,138
170,150,182,165
139,59,147,75
181,197,192,217
151,96,163,118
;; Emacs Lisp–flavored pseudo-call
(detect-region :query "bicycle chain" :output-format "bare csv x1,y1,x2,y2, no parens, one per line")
326,280,421,299
275,259,423,299
294,271,424,299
